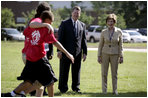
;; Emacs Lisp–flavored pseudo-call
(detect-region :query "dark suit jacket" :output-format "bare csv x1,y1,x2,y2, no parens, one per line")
58,18,87,57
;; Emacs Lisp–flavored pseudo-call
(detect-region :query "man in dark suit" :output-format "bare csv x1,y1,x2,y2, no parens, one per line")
57,6,87,93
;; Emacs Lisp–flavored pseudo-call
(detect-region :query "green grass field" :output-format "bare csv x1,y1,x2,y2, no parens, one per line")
87,42,147,49
1,41,147,97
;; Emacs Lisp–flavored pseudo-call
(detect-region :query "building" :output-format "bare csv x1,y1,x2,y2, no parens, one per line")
1,1,98,26
1,1,39,24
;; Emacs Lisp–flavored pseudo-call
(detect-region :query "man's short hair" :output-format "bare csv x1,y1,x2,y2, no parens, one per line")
41,11,54,22
72,6,81,12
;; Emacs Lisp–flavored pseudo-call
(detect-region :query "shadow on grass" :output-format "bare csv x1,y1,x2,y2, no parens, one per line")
55,91,147,97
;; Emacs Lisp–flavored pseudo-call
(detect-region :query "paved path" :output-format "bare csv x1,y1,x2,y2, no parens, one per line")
88,48,147,53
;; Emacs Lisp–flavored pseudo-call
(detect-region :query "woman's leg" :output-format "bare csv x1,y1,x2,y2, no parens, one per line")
110,54,119,94
101,53,110,93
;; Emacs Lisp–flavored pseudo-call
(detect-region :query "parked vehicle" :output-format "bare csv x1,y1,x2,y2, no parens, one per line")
1,28,25,41
122,30,131,43
125,28,139,31
123,30,147,43
86,25,103,43
138,28,147,36
16,25,26,33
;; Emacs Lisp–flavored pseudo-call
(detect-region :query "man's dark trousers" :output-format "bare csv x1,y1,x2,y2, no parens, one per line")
58,52,82,92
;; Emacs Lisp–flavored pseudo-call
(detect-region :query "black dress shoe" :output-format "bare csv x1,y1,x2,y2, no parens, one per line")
43,91,48,96
73,89,82,94
60,90,67,94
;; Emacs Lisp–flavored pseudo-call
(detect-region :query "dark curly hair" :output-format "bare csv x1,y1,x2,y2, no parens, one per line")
41,11,54,22
35,2,51,18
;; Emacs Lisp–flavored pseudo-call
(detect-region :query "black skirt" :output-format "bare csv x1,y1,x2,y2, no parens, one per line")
17,57,58,86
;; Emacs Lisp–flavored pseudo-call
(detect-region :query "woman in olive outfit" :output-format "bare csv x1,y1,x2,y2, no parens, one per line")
97,13,123,95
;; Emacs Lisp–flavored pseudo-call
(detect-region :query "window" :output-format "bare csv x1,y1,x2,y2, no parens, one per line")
88,27,95,32
96,27,102,32
17,17,26,23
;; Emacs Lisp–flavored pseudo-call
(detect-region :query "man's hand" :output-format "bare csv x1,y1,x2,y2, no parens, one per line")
48,55,53,60
119,57,123,64
82,54,87,62
57,51,62,59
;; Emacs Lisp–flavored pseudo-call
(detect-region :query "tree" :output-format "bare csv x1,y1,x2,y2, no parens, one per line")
98,13,108,27
91,1,147,28
1,8,15,28
79,12,94,27
116,13,126,29
98,13,126,29
91,1,114,15
112,1,147,28
22,10,36,25
91,1,115,25
133,1,147,28
57,7,71,20
52,9,63,28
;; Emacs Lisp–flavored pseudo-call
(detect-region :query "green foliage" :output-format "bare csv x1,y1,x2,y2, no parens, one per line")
87,42,147,48
56,7,71,20
116,13,126,29
79,12,94,26
117,1,147,28
1,8,15,28
91,1,147,28
52,10,63,28
98,13,108,27
22,10,36,25
91,2,113,15
22,8,63,28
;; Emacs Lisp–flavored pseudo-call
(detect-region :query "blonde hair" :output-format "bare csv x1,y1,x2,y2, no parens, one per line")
106,13,117,23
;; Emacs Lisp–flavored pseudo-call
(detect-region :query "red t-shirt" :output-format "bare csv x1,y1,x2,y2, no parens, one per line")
22,18,42,54
24,27,57,62
22,18,57,62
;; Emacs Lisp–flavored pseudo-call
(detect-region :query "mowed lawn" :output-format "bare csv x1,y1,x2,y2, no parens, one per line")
1,41,147,97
